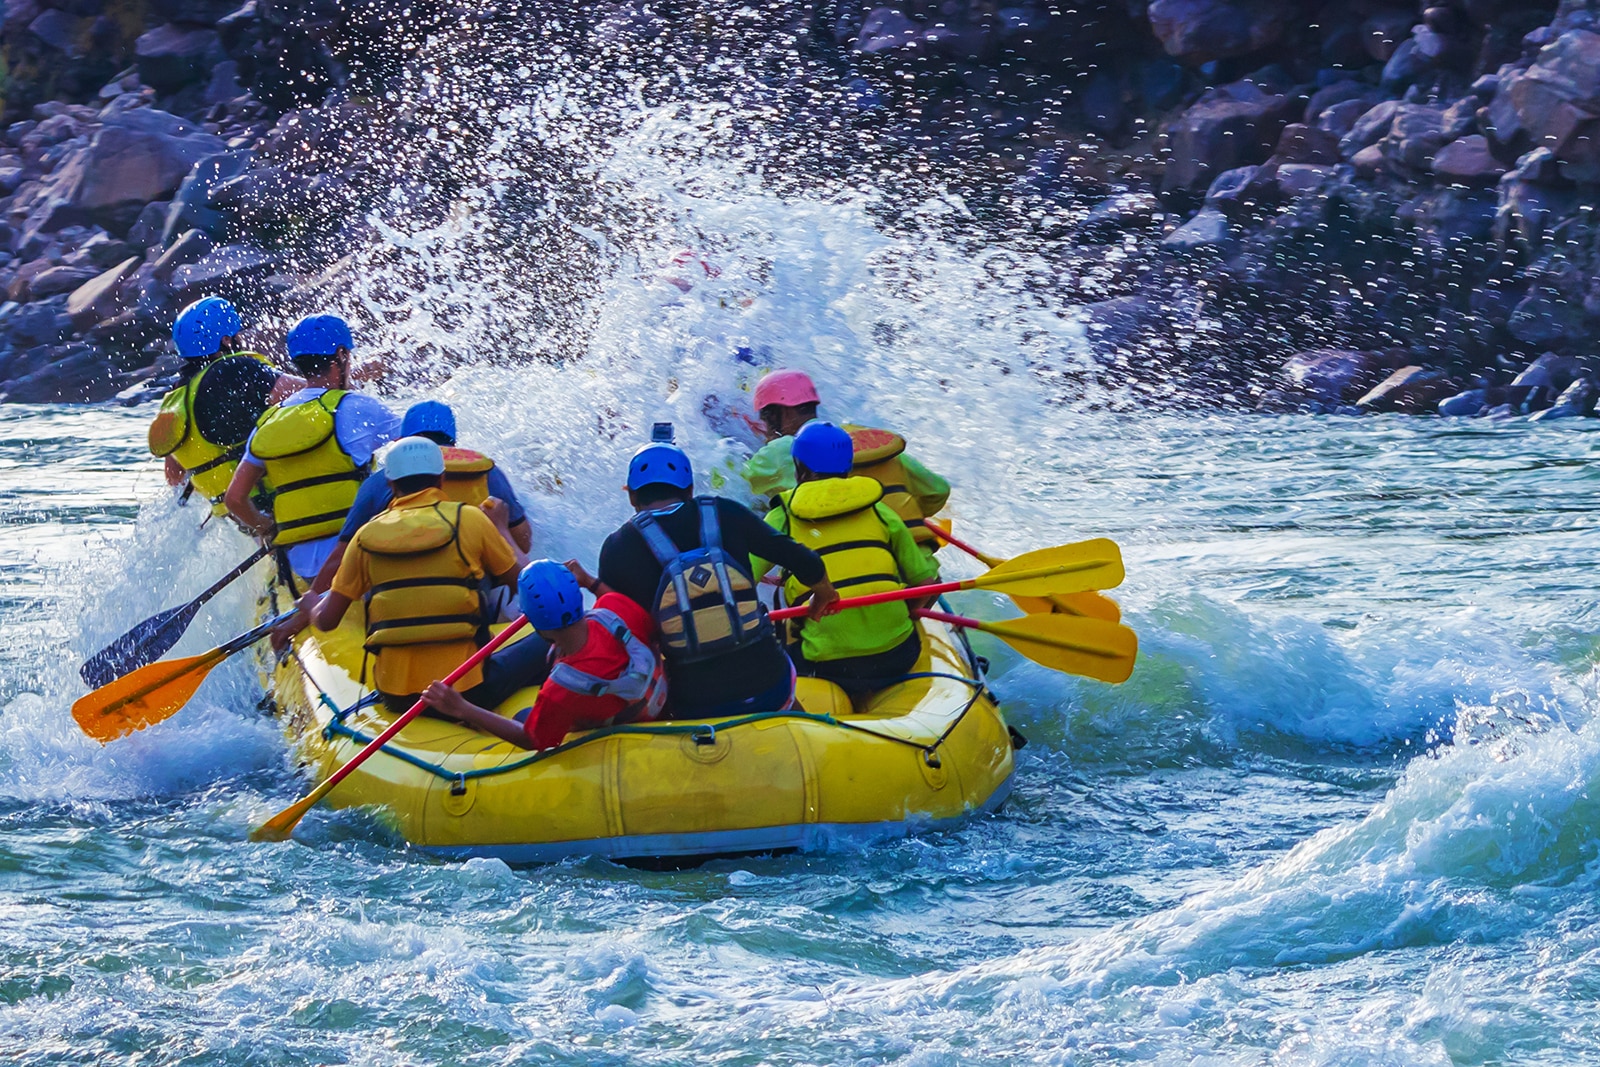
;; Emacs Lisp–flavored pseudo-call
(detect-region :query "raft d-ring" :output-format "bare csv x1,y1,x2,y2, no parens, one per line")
922,749,943,769
442,774,475,817
919,746,948,790
692,725,716,747
682,725,731,764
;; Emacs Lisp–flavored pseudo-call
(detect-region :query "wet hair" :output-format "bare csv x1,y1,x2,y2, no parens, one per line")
391,473,443,496
417,430,453,447
290,350,342,377
631,483,693,507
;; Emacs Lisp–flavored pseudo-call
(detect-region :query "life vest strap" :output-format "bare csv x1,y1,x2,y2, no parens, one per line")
817,539,898,556
188,442,245,476
367,613,485,634
274,469,365,494
368,576,481,596
832,572,901,590
277,508,358,532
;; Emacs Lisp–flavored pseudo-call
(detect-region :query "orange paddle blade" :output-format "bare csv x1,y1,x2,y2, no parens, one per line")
71,648,224,743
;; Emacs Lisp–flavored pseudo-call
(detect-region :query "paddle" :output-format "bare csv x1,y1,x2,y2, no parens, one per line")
768,539,1125,622
914,607,1137,684
251,614,531,843
79,546,272,688
926,521,1121,623
72,608,299,744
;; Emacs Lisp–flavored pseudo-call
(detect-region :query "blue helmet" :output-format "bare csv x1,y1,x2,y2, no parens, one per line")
172,297,242,360
518,559,584,631
401,400,457,443
286,314,354,359
791,420,854,476
626,442,693,491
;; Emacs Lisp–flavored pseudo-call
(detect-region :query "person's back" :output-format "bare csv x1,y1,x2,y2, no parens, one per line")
225,313,398,581
148,297,297,513
321,438,524,712
419,562,666,750
585,440,837,719
760,422,939,692
740,370,950,553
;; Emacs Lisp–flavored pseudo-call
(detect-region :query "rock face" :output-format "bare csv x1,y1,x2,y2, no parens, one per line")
1147,0,1289,64
2,0,1600,415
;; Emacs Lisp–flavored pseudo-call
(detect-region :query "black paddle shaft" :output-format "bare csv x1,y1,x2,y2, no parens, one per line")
79,546,271,688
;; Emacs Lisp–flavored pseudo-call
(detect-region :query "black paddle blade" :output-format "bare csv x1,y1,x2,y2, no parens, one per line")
79,602,201,689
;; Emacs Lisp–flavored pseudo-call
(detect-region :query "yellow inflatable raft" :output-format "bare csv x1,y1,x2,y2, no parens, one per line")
270,601,1017,863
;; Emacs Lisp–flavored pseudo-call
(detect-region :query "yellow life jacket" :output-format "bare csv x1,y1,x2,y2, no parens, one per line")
845,426,936,548
354,498,486,649
777,476,903,606
250,389,365,545
440,447,494,507
147,352,275,508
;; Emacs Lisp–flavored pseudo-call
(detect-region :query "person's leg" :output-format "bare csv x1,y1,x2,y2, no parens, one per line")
460,632,553,711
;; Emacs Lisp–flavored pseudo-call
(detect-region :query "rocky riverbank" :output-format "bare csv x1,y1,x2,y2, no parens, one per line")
3,0,1600,416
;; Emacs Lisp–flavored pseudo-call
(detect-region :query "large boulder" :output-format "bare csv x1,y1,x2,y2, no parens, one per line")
1162,81,1298,192
168,244,283,301
1275,349,1409,408
1481,30,1600,178
1147,0,1289,64
1432,135,1508,184
65,255,139,328
27,264,99,298
36,110,227,235
134,24,222,94
1357,366,1458,413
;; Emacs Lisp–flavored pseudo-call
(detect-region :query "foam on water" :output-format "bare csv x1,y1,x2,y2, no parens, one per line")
3,71,1600,1064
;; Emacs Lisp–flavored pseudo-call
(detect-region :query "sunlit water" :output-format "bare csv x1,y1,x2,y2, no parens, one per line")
3,396,1598,1065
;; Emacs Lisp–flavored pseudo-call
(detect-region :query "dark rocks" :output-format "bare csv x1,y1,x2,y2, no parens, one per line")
162,151,249,244
1163,207,1233,250
1357,366,1459,412
167,243,281,301
135,25,222,94
1147,0,1290,64
1432,135,1508,183
1,344,125,403
27,264,99,298
65,256,139,327
1163,80,1298,192
48,110,227,230
1263,349,1411,410
1529,378,1599,420
151,228,214,282
1481,30,1600,176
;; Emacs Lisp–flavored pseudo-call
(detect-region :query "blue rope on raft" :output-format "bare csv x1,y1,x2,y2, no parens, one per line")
319,671,986,786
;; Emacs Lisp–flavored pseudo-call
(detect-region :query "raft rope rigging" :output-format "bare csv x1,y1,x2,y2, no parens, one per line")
271,582,999,791
316,670,990,792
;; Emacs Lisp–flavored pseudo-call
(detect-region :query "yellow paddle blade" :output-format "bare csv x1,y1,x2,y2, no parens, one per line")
981,613,1138,683
1011,590,1122,622
70,648,224,743
969,539,1125,597
251,777,338,842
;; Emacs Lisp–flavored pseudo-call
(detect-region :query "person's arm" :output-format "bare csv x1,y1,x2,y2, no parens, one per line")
419,684,535,748
749,505,789,579
297,538,370,633
727,501,838,618
267,374,306,404
478,498,529,582
879,504,939,610
485,468,533,551
223,459,273,536
163,455,185,487
307,590,352,630
902,453,951,517
742,437,795,505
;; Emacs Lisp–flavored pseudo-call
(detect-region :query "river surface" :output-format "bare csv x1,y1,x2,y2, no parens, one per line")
2,396,1597,1065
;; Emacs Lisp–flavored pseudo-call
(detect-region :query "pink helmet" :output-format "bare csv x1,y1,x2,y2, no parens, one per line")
752,369,821,413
